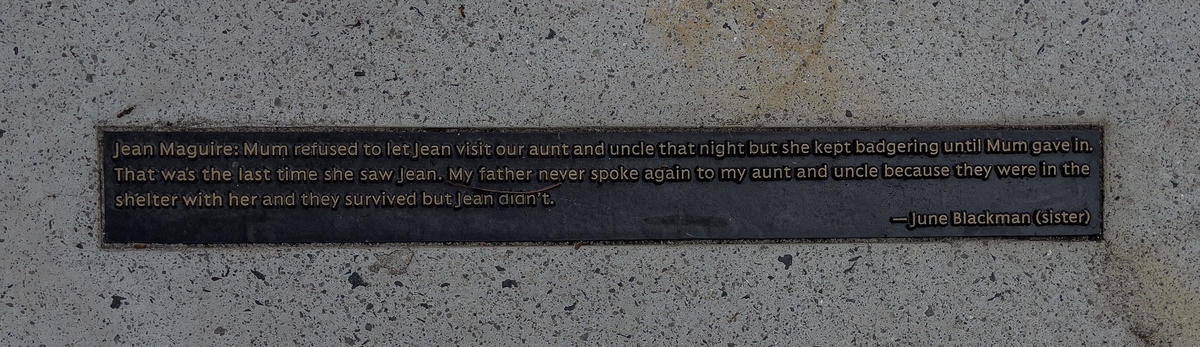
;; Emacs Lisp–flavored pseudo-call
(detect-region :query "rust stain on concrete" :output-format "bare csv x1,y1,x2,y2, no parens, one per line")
647,0,860,122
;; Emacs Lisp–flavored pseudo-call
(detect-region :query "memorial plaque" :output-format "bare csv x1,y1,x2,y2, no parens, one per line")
100,127,1102,243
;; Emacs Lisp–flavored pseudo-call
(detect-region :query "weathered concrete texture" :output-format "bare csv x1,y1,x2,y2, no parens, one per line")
1,0,1198,345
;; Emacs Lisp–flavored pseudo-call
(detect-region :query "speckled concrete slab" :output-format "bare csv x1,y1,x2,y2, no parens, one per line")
2,0,1198,345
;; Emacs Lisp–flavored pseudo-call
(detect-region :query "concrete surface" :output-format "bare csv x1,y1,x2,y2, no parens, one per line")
2,0,1198,345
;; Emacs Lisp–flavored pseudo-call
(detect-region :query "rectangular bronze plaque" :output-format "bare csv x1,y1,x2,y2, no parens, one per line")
100,127,1102,243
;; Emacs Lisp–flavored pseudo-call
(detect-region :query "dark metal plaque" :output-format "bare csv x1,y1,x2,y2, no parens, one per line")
100,127,1102,243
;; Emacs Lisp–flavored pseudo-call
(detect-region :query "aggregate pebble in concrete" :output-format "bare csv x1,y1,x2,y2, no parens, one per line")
2,0,1199,345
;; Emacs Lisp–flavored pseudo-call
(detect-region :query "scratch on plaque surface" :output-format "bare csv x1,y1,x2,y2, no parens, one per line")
648,0,864,122
643,215,728,228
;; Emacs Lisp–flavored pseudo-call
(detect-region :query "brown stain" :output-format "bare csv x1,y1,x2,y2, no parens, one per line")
647,0,858,122
116,105,135,118
1097,241,1200,346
